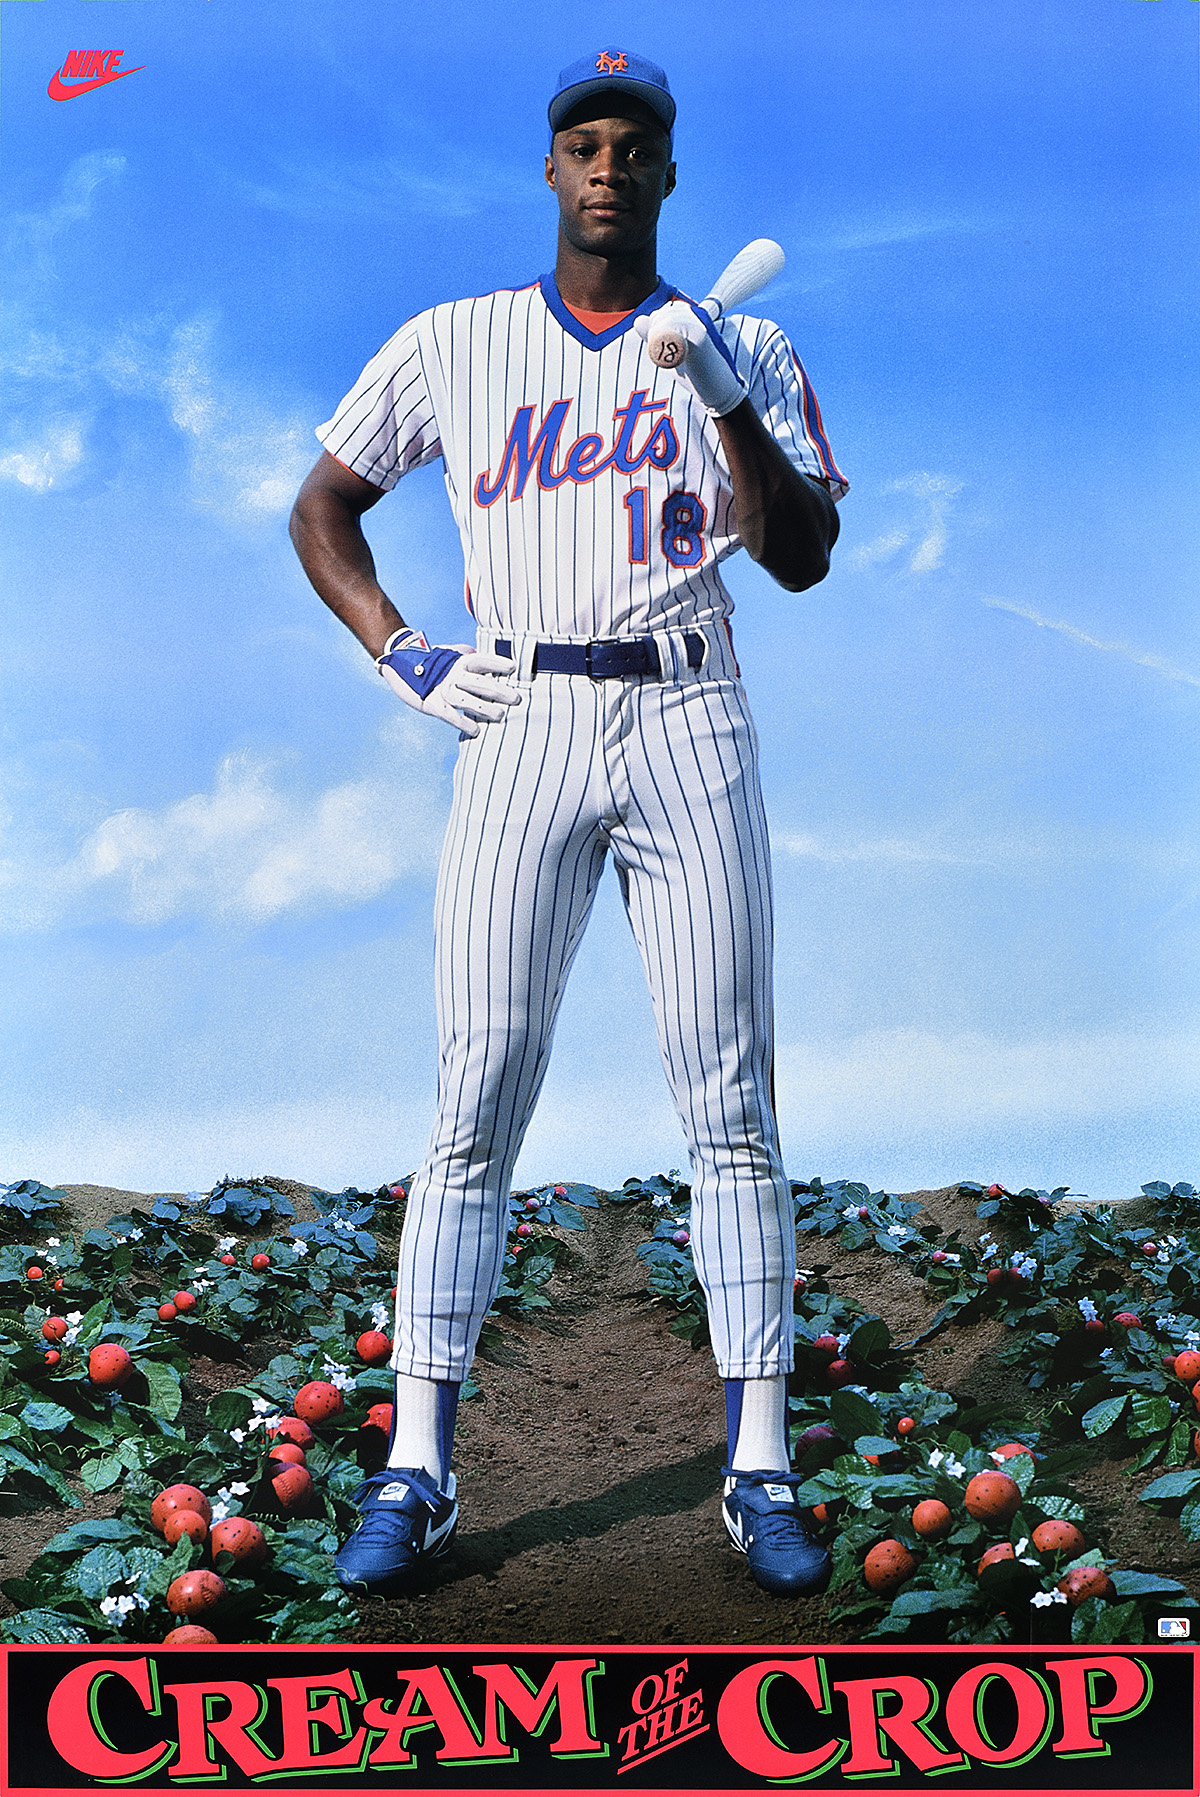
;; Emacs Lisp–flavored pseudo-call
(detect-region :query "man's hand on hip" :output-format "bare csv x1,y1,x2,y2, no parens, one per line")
376,630,521,737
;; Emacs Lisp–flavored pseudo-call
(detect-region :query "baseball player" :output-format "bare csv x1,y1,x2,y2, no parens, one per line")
289,47,846,1600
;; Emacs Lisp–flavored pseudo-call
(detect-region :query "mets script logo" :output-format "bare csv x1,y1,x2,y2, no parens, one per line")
595,51,629,75
474,391,679,506
48,52,144,101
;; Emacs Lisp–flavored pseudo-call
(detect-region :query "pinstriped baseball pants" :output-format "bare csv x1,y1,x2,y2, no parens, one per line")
393,642,796,1383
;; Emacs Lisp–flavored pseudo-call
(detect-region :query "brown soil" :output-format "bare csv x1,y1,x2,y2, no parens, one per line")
3,1179,1195,1643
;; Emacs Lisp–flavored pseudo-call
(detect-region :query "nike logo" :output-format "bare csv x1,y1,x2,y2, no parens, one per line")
421,1510,457,1553
48,52,144,101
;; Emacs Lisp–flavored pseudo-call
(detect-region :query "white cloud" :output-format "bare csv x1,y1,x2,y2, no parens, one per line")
846,473,962,573
155,317,315,522
0,713,450,931
779,831,999,868
241,150,543,223
6,151,126,274
0,421,85,491
2,158,314,522
983,597,1200,692
16,1022,1188,1199
826,213,991,254
773,1025,1200,1139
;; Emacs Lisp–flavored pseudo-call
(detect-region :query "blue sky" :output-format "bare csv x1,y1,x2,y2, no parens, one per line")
2,0,1197,1202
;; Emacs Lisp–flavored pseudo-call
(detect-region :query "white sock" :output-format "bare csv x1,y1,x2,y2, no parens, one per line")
387,1374,442,1482
731,1374,789,1472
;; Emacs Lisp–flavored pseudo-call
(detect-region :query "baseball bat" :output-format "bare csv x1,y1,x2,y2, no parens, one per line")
647,238,786,369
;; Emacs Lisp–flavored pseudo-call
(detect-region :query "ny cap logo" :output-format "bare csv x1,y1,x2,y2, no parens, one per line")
595,51,628,75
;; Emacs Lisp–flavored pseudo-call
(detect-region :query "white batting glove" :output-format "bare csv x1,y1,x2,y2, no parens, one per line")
634,302,748,417
375,629,520,738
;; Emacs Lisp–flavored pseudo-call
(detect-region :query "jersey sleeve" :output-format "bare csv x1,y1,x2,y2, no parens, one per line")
739,321,848,501
314,315,442,491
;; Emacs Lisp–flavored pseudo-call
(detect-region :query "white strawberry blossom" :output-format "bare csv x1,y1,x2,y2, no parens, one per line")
211,1479,250,1521
836,1333,851,1352
1077,1298,1099,1322
887,1224,911,1240
651,1196,671,1209
842,1205,860,1221
100,1592,149,1619
322,1356,358,1393
1187,1332,1200,1348
371,1302,391,1330
289,1239,309,1257
217,1236,238,1253
229,1427,246,1444
46,1238,60,1248
1011,1252,1038,1278
1031,1589,1068,1608
62,1310,83,1345
128,1228,143,1241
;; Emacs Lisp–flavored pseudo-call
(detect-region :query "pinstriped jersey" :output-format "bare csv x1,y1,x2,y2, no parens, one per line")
316,274,846,640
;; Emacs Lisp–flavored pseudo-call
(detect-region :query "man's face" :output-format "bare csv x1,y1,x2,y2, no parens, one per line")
545,102,676,259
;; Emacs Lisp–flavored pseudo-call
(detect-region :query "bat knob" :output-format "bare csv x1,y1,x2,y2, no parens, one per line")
648,330,687,369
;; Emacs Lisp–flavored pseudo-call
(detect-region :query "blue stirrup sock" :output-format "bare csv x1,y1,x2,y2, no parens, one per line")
725,1374,790,1473
387,1375,460,1487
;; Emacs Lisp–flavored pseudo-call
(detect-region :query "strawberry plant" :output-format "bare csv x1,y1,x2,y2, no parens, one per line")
0,1182,66,1234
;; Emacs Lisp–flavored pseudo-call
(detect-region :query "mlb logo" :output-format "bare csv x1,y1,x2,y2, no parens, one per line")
1157,1617,1190,1639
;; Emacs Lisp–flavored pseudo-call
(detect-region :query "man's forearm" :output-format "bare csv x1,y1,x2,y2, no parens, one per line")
289,468,408,658
714,399,839,592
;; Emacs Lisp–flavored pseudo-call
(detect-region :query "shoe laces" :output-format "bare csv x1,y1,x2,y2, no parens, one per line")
352,1467,438,1509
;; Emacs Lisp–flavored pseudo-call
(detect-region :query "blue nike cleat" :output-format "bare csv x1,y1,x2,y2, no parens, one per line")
334,1465,458,1595
721,1468,831,1597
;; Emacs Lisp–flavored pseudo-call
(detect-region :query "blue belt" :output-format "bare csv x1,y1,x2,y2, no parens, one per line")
493,635,705,679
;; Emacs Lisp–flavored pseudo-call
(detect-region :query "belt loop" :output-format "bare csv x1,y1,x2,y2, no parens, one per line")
511,633,537,681
654,628,699,683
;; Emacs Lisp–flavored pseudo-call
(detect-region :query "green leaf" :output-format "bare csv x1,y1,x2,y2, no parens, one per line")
1166,1419,1192,1468
847,1318,890,1362
854,1436,901,1458
1,1609,92,1644
80,1454,125,1493
20,1401,75,1434
41,1517,140,1556
206,1391,255,1433
1082,1394,1129,1438
1071,1598,1142,1645
1141,1468,1200,1502
830,1390,883,1443
882,1587,978,1617
140,1358,182,1422
73,1545,128,1601
1128,1393,1172,1439
1111,1570,1197,1601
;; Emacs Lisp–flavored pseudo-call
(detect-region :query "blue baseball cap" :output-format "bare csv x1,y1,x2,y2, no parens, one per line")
548,48,675,143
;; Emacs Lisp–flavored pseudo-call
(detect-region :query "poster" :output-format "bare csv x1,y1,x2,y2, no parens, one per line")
1,0,1198,1789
